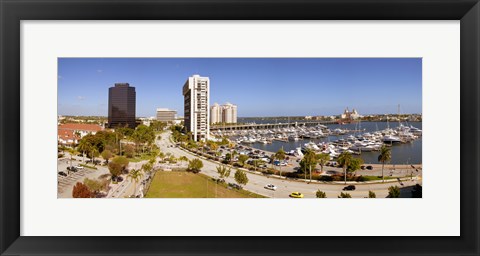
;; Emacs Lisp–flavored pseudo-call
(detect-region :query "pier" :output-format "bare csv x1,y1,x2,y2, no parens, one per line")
210,120,338,131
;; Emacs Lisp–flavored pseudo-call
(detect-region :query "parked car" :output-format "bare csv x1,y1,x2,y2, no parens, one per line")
289,192,304,198
58,171,67,177
264,184,277,191
75,165,84,169
66,166,77,172
112,176,124,182
366,165,373,170
343,185,356,191
228,183,242,190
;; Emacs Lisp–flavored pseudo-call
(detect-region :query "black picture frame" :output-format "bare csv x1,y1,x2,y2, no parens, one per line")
1,0,479,255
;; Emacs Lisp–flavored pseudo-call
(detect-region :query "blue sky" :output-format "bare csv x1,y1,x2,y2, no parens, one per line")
58,58,422,117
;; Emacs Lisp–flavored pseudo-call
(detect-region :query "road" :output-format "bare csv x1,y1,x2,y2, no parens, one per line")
156,131,421,198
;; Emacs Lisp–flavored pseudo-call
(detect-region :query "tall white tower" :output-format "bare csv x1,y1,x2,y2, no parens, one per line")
182,75,210,141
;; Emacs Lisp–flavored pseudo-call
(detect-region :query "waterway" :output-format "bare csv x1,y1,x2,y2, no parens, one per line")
236,120,422,164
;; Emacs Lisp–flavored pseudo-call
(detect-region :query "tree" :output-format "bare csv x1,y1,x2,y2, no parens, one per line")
141,162,154,176
83,178,107,194
348,158,364,176
338,192,352,198
207,140,219,151
234,169,249,188
77,139,92,163
149,120,167,132
108,156,129,179
274,148,286,177
216,165,231,180
124,144,135,158
378,145,392,183
101,149,113,164
316,190,327,198
127,169,143,197
65,147,78,173
89,147,100,165
238,154,249,167
316,153,330,174
178,156,189,165
131,124,156,153
158,151,166,162
252,159,265,172
388,186,400,198
337,151,353,184
188,158,203,173
72,182,93,198
299,148,317,182
368,191,376,198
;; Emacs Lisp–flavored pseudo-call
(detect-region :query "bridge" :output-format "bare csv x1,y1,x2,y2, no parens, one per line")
210,120,339,131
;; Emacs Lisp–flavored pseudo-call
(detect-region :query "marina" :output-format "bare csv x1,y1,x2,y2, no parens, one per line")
210,121,422,164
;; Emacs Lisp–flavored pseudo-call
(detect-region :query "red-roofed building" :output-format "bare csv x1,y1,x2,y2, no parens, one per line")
58,123,104,146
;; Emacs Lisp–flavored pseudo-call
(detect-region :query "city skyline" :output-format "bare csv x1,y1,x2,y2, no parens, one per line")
58,58,422,117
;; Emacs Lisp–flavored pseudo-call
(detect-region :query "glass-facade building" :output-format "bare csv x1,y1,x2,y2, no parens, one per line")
108,83,136,128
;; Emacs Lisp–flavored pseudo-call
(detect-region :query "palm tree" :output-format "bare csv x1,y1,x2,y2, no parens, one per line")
337,151,353,185
228,142,235,164
274,148,286,177
316,153,330,175
179,156,189,166
77,139,91,163
66,147,78,174
378,145,392,182
158,151,165,162
127,169,142,197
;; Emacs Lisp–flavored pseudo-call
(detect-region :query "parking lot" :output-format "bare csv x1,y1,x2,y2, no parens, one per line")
57,156,109,197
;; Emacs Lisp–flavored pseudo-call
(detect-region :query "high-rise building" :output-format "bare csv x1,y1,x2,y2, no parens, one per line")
222,102,237,124
210,103,221,124
108,83,136,128
210,102,238,124
183,75,210,141
156,108,177,123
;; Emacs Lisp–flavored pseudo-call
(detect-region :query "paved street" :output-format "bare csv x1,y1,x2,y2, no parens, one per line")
57,131,421,198
156,131,421,198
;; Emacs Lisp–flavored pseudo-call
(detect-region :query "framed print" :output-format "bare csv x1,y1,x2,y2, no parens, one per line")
1,0,479,256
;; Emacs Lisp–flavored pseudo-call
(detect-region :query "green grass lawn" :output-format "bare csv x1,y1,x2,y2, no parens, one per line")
145,171,266,198
128,153,156,163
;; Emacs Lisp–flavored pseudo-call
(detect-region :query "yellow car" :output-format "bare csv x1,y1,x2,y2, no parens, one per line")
290,192,304,198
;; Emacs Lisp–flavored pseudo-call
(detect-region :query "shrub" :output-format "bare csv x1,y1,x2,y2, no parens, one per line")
388,186,401,198
316,190,327,198
187,158,203,173
317,175,334,182
338,192,352,198
368,191,376,198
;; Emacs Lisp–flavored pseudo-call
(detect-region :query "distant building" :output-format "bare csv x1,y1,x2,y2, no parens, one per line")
210,103,221,124
340,107,362,120
183,75,210,141
210,102,238,124
156,108,177,123
58,123,103,146
108,83,136,128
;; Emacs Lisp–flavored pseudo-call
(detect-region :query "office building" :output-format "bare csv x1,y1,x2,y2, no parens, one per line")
182,75,210,141
156,108,177,123
108,83,136,128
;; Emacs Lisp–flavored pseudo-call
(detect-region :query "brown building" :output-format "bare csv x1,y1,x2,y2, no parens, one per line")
108,83,136,128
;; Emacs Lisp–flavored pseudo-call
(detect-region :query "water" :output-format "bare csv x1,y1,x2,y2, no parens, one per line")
239,121,422,164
